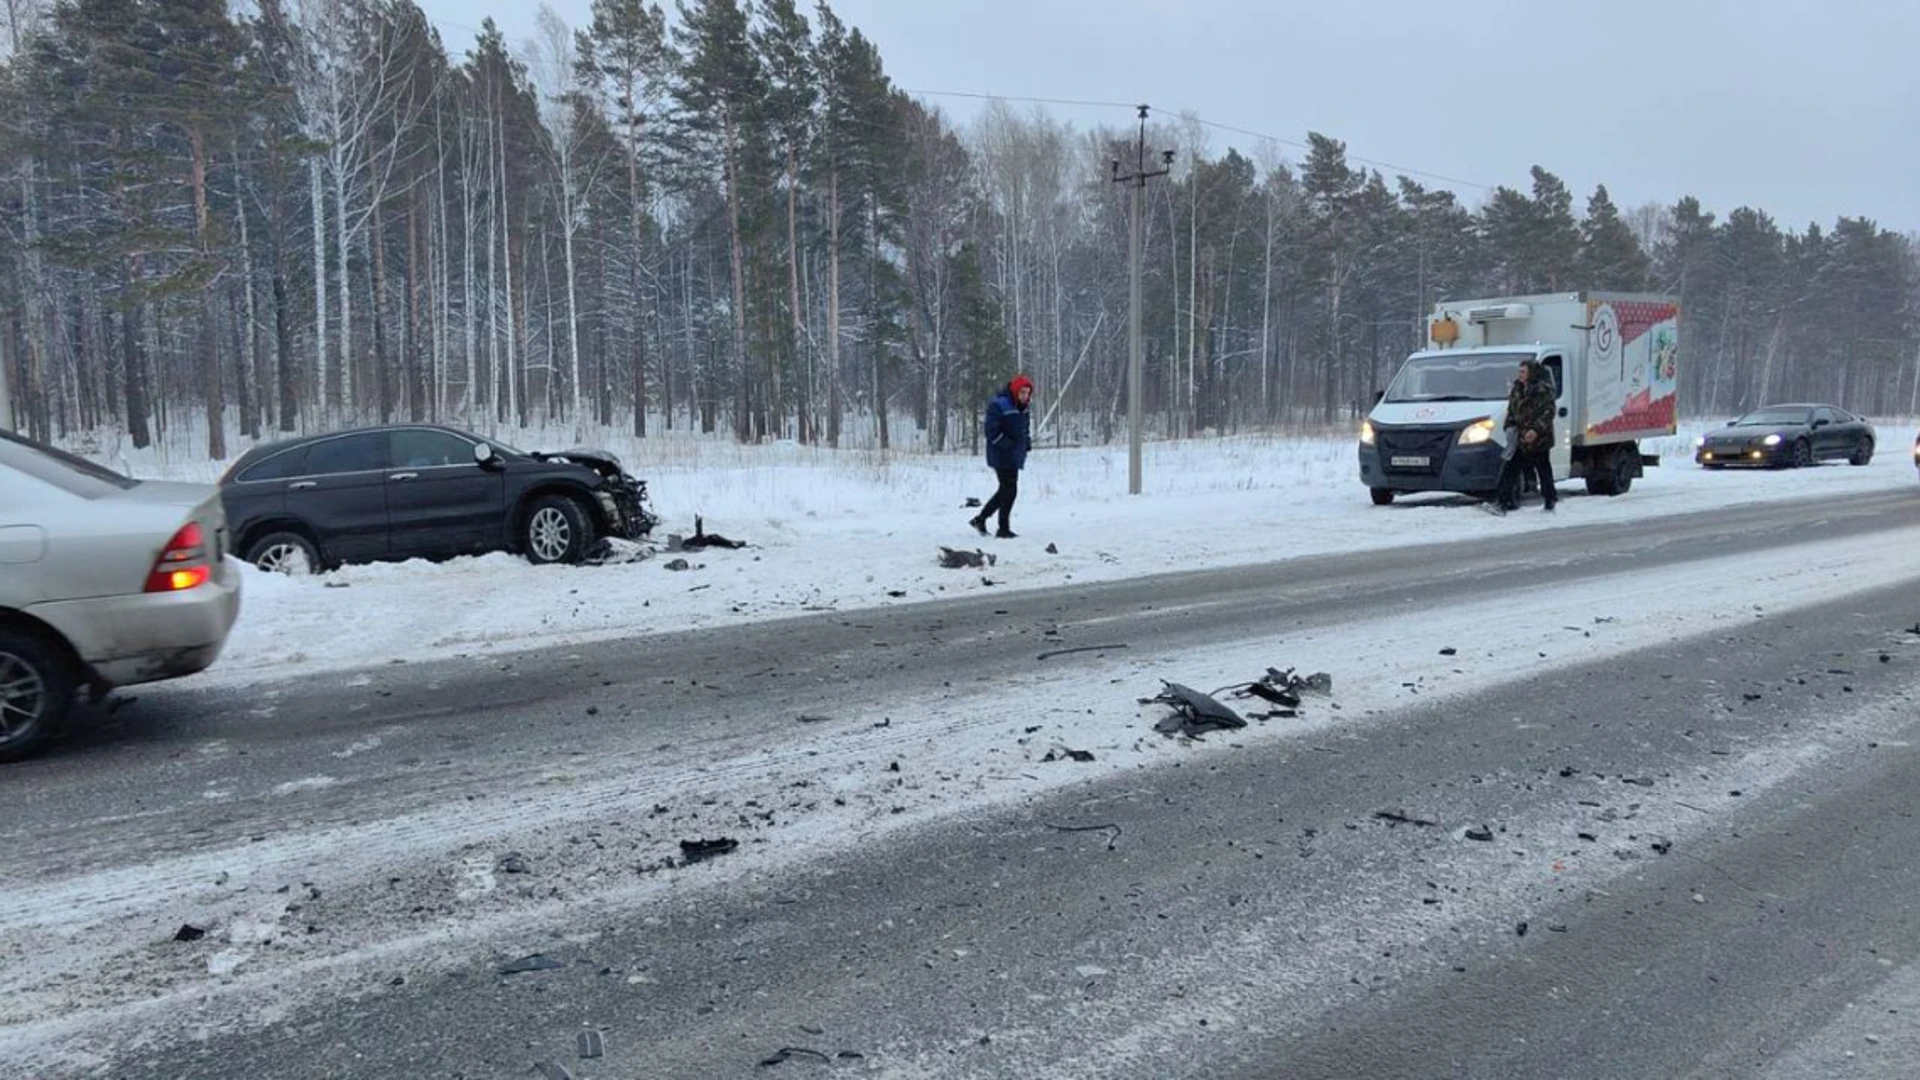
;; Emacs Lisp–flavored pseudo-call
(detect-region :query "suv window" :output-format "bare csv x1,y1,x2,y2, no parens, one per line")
304,433,391,475
238,446,309,482
1814,408,1839,426
0,429,140,498
391,429,476,468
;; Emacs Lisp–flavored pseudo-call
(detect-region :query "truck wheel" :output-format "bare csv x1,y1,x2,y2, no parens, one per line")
1608,449,1634,494
1369,488,1395,506
0,627,75,763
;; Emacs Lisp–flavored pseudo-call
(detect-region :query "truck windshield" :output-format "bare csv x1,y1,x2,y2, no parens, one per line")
1384,351,1532,404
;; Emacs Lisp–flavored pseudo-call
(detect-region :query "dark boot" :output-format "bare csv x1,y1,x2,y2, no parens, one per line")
995,527,1018,539
968,515,988,535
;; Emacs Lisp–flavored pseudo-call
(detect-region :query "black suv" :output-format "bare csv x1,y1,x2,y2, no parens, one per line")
218,425,658,573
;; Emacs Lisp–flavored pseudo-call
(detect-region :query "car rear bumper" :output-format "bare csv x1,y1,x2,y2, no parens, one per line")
29,557,242,688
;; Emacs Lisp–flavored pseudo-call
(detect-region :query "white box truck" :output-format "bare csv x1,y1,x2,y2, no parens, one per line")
1358,291,1680,504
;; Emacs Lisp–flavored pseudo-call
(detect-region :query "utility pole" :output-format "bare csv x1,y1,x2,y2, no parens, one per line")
1111,105,1173,495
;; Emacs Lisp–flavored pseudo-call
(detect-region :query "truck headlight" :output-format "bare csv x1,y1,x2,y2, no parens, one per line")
1762,434,1782,446
1457,419,1496,445
1359,421,1376,446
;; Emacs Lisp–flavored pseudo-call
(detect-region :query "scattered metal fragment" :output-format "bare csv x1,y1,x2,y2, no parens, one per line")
679,838,739,863
759,1046,833,1067
497,852,531,875
498,954,565,975
1041,748,1096,763
1037,643,1127,661
1373,810,1440,828
682,516,747,551
1046,823,1122,850
937,547,996,570
576,1031,604,1059
1463,826,1495,842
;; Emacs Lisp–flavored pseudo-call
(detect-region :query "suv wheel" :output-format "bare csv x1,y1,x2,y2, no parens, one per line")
0,627,75,763
246,531,321,575
523,495,595,565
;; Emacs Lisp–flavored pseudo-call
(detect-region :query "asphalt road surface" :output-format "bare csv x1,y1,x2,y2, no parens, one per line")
7,487,1920,1079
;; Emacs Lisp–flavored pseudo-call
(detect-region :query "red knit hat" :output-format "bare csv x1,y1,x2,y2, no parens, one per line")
1009,374,1034,398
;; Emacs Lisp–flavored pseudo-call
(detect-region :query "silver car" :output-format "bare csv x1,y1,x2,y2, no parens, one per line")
0,430,242,761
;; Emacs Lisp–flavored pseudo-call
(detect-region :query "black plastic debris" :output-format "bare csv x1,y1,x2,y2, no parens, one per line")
1149,682,1246,737
963,497,983,508
498,852,531,875
1374,810,1439,828
1045,542,1059,554
1463,826,1495,842
886,590,907,598
1242,682,1302,709
938,547,996,570
664,558,692,572
577,1031,605,1059
1038,643,1127,661
683,516,748,551
533,1062,573,1080
1042,748,1096,763
1650,838,1672,855
1516,921,1529,937
1439,647,1458,656
680,838,739,863
499,954,566,975
173,924,207,943
797,715,831,724
759,1047,833,1067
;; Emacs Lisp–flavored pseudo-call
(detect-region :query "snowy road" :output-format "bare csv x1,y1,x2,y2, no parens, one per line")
5,486,1920,1077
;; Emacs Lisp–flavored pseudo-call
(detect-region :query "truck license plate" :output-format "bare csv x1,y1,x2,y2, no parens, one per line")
1390,455,1430,467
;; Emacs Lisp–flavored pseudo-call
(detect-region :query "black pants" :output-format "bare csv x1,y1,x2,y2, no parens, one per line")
979,467,1019,531
1499,448,1556,509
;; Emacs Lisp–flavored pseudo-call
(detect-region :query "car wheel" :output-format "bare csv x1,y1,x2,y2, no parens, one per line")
1369,488,1395,506
0,627,74,763
246,531,321,575
522,495,595,565
1850,439,1874,466
1791,439,1812,468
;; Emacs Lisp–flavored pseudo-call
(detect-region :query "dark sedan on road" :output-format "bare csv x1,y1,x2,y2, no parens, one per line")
1694,404,1875,468
218,425,658,573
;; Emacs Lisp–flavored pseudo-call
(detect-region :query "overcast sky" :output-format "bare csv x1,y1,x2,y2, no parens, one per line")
418,0,1919,234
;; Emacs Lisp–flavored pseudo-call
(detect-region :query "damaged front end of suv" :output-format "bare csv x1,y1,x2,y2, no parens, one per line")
534,446,661,540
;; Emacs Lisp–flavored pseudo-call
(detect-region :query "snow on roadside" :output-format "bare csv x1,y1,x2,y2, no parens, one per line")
135,422,1918,688
7,524,1919,1073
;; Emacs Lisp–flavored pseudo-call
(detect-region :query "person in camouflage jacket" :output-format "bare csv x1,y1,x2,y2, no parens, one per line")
1496,358,1557,513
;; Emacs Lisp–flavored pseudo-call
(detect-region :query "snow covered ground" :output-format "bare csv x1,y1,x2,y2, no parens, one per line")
93,419,1920,687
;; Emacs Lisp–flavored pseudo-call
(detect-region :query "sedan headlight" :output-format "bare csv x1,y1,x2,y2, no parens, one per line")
1457,419,1496,445
1359,420,1376,446
1762,433,1783,446
1693,435,1706,447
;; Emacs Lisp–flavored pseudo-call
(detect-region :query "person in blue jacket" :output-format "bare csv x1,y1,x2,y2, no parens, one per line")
968,374,1033,538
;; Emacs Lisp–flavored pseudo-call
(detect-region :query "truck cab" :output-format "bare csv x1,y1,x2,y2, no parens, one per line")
1359,292,1679,506
1360,346,1569,505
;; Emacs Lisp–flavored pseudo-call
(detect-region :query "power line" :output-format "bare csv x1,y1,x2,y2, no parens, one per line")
901,86,1497,194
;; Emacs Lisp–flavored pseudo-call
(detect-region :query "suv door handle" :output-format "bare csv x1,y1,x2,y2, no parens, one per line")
389,472,419,481
289,481,316,490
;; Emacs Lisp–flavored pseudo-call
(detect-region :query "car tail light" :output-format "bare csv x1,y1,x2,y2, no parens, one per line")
145,521,211,593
